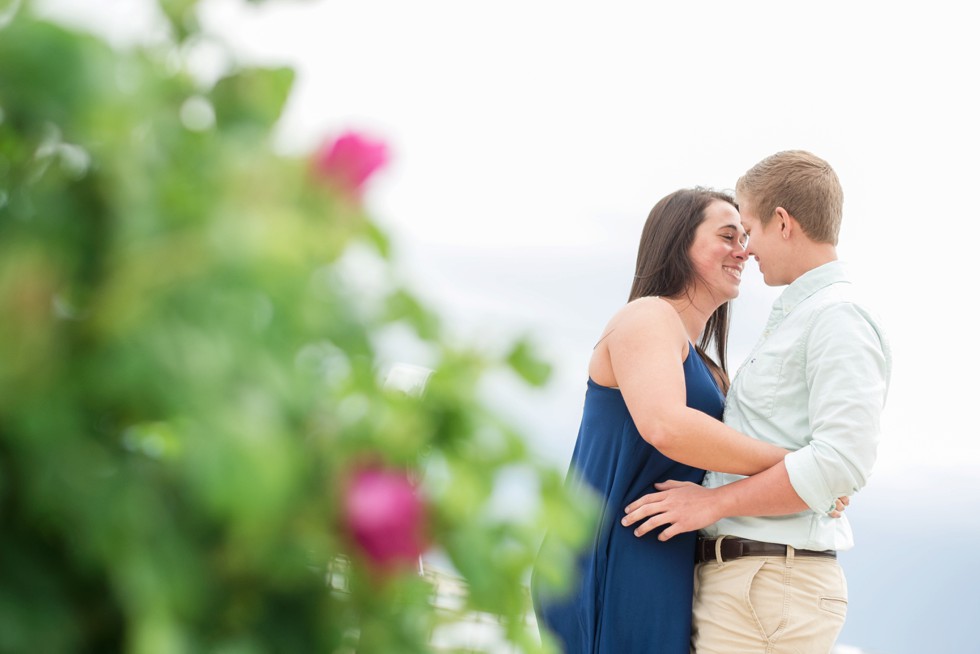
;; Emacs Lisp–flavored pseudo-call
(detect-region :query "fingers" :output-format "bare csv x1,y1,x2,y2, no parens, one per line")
621,499,665,527
626,480,697,513
653,480,688,491
630,512,671,538
622,481,697,536
624,492,662,515
658,524,680,542
830,494,852,519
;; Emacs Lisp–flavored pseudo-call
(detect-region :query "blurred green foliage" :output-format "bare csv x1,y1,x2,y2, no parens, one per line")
0,1,594,652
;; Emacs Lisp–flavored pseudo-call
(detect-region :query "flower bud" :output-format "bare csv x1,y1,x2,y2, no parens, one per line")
343,466,426,571
312,131,388,197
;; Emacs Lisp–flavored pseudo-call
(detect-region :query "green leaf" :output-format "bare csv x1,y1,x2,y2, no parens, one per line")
210,67,296,131
158,0,200,41
363,220,392,259
506,338,552,387
384,288,441,340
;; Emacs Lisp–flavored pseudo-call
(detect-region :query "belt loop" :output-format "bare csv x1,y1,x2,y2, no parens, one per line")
786,544,795,568
714,535,727,566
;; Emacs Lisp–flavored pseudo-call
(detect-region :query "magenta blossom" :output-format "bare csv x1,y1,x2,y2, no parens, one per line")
343,466,427,571
312,131,388,197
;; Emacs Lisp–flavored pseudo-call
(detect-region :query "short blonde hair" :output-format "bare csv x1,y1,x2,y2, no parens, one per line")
736,150,843,245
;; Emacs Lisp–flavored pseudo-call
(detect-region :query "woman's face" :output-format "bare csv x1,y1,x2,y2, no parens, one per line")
689,200,748,301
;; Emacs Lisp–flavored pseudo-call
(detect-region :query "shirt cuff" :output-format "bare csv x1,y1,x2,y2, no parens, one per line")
784,448,836,514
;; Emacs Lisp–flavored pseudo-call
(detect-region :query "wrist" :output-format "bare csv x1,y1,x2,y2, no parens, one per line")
711,485,738,522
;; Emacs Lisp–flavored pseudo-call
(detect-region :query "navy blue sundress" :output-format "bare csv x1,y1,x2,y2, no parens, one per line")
532,346,725,653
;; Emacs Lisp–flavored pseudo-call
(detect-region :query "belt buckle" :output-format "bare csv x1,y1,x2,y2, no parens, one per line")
722,537,745,562
707,536,745,563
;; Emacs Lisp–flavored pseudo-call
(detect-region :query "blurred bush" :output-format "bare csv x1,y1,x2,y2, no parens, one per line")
0,1,594,652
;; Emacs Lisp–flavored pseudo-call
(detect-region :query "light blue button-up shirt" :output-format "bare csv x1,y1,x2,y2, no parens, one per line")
702,261,892,551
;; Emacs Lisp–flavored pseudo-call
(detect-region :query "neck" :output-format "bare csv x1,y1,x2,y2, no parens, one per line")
786,243,838,284
664,290,718,343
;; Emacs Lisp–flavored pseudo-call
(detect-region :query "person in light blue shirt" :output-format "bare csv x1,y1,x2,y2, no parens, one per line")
623,150,892,653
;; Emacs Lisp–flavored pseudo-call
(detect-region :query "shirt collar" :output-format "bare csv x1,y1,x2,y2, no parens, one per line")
773,260,851,316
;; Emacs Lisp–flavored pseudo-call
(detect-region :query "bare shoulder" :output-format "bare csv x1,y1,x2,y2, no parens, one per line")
619,296,683,327
604,297,686,345
591,297,688,386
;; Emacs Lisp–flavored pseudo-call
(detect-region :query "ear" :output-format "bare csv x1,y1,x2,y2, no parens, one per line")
773,207,795,240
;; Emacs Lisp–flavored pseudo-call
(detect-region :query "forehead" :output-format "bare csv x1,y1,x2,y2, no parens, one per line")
734,192,760,218
701,200,742,228
738,210,763,233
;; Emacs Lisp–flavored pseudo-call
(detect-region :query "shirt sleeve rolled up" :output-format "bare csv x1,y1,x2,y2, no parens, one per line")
784,302,891,514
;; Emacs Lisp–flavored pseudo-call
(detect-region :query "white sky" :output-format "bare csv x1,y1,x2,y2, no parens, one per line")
26,3,980,649
37,0,980,498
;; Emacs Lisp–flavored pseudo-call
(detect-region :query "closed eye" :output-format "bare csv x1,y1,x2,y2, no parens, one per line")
721,233,748,247
719,225,748,248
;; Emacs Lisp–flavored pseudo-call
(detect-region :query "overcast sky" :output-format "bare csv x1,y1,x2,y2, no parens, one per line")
38,0,980,492
184,0,980,481
32,2,980,650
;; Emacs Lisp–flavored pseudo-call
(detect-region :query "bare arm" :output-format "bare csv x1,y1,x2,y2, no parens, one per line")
620,304,878,540
602,299,787,476
620,460,814,540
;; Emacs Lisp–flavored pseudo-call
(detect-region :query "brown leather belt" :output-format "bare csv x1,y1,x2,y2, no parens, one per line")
696,537,836,564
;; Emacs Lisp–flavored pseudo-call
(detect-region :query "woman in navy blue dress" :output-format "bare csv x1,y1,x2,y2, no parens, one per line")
532,188,789,653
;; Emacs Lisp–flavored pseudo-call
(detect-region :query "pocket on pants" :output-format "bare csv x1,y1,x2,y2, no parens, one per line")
745,560,786,640
819,596,848,617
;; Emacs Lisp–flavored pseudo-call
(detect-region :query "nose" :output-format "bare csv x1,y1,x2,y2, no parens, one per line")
733,240,749,260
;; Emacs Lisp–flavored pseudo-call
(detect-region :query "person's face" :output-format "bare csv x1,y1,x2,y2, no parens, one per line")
738,194,787,286
689,200,748,301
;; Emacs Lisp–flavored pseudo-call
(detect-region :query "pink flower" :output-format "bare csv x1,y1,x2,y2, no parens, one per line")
343,466,427,571
312,131,388,196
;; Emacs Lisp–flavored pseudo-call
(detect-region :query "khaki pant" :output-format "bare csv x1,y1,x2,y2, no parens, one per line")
691,546,848,654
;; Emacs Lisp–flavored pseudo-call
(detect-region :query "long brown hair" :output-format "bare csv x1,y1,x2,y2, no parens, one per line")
628,187,736,391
